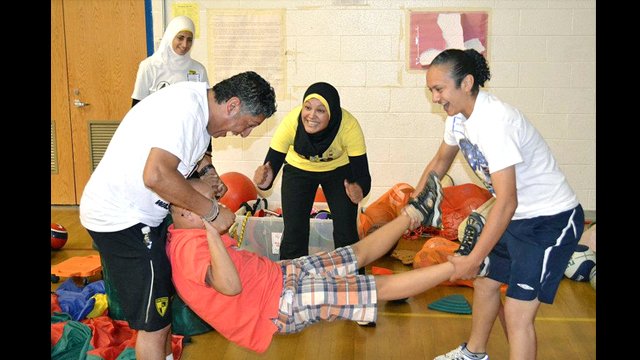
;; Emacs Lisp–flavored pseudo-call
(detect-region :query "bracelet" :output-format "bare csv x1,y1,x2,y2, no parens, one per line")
203,200,220,222
198,164,216,177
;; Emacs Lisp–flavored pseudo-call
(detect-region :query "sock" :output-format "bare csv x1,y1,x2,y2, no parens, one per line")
166,354,174,360
462,343,487,358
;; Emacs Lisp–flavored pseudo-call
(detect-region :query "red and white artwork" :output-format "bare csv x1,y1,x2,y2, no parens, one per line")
409,11,489,70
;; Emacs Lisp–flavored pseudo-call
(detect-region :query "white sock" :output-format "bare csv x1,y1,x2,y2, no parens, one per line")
166,354,174,360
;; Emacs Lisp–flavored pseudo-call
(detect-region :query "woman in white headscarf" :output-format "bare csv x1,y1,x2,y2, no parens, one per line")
131,15,209,106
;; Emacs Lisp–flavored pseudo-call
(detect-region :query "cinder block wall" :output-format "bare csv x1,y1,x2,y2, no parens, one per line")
151,0,596,211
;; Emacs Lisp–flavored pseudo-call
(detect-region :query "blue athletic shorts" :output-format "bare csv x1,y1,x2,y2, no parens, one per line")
487,205,584,304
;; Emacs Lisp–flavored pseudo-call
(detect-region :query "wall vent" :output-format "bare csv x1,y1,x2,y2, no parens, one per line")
89,121,119,171
51,120,59,174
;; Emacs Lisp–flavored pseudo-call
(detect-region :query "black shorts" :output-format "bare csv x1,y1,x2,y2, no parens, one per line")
89,221,174,331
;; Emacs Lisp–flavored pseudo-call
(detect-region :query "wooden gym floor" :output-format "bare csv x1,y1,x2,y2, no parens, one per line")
51,206,596,359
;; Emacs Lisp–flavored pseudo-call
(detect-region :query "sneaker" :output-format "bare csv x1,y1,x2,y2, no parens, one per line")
434,343,488,360
408,171,444,228
389,297,408,304
456,211,485,256
356,321,376,327
456,211,490,277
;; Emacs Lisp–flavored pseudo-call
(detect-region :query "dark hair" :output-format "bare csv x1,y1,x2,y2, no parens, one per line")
212,71,277,117
431,49,490,95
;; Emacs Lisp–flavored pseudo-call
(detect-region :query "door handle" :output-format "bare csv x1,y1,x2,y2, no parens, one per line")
73,99,90,108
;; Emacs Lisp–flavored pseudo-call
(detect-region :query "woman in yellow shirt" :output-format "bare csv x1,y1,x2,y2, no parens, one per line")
254,82,371,262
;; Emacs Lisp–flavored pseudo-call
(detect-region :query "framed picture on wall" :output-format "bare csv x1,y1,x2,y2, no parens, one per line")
408,10,489,70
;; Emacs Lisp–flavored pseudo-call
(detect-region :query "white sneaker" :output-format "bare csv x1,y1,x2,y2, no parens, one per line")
434,343,488,360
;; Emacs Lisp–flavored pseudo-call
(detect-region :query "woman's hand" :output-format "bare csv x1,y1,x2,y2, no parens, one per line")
253,161,274,190
344,180,364,204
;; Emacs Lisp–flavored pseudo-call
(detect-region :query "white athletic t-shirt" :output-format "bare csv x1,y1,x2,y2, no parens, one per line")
131,58,208,100
80,81,211,231
443,91,579,219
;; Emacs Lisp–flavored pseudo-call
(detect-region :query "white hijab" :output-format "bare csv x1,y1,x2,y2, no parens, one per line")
150,16,196,71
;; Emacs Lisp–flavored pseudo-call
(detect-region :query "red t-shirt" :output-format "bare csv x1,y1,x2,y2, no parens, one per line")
166,225,283,353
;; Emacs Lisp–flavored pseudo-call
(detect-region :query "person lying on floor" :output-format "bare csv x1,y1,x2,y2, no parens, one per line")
166,173,473,353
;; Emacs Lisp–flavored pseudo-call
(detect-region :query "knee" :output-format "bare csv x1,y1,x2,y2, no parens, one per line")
473,276,501,294
149,324,172,337
503,300,538,329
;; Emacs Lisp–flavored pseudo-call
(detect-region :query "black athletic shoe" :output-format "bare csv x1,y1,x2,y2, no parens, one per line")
408,171,444,228
456,211,490,277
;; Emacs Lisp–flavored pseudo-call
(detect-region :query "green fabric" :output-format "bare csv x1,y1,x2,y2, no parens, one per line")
171,293,214,336
51,320,94,360
85,348,136,360
101,259,126,321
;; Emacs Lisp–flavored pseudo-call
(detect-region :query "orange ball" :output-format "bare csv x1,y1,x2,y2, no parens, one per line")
219,172,258,212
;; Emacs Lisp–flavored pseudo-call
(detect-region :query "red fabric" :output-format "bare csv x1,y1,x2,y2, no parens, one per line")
437,183,492,240
84,316,138,359
371,266,394,275
51,293,62,315
51,316,183,359
51,321,65,346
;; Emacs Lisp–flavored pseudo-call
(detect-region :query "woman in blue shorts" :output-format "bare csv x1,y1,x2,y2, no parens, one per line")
414,48,584,360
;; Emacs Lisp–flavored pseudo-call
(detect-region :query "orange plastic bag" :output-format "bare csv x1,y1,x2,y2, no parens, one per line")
437,183,492,240
358,183,415,238
413,237,474,287
414,236,507,292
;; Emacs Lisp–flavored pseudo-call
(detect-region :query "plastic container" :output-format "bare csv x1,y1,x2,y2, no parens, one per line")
231,200,335,261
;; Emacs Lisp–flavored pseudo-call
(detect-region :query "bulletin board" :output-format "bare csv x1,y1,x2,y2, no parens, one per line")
207,9,286,99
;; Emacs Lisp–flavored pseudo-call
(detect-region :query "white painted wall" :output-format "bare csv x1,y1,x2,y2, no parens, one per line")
150,0,596,211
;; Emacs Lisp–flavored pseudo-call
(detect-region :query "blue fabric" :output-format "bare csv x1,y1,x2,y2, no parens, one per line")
56,280,106,321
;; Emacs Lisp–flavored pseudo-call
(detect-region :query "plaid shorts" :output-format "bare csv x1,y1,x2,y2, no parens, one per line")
272,246,377,334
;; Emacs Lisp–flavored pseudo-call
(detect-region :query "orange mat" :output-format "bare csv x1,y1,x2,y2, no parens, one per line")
51,254,102,279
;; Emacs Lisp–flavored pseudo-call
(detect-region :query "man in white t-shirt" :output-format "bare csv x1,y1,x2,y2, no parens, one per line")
79,71,276,360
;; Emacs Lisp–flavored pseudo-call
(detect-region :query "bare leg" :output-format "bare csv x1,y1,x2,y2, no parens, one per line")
136,324,171,360
352,212,412,267
498,301,508,342
375,262,455,301
466,277,502,354
504,297,540,360
165,328,173,358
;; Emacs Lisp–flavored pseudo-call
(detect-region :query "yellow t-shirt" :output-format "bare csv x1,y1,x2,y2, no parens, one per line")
270,105,366,172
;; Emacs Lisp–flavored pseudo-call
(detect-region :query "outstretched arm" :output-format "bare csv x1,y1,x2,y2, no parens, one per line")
203,220,242,295
448,166,517,281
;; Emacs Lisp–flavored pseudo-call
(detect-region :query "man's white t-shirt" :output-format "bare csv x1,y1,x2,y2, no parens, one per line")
80,81,210,231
